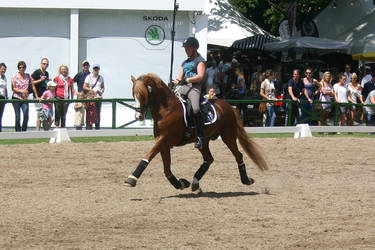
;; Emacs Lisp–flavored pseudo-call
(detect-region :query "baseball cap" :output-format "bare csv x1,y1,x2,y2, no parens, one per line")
82,60,90,66
47,81,57,87
92,64,100,69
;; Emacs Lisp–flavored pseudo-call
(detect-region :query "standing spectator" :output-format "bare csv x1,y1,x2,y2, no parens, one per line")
347,73,365,126
249,64,263,98
205,60,219,94
285,69,304,126
31,58,50,131
218,54,232,98
0,63,8,132
74,92,85,130
364,89,375,126
301,68,321,125
73,60,90,94
361,66,372,88
39,81,57,131
333,73,350,127
11,61,30,132
260,69,277,127
233,67,246,97
343,64,352,87
53,65,74,128
83,64,104,129
362,74,375,101
318,71,334,126
85,90,98,130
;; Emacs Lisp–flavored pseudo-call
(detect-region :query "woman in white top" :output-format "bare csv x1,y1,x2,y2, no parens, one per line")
318,71,334,126
347,73,364,126
83,64,104,129
260,69,277,127
0,63,8,132
333,73,350,126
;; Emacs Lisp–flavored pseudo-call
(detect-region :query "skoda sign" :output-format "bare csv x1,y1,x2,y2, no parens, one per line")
145,25,165,45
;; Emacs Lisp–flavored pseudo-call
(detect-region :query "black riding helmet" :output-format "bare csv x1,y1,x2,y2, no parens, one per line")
182,36,199,48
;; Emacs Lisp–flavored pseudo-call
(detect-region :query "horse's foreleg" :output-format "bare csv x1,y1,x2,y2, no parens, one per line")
124,139,163,187
221,132,254,186
192,142,214,191
161,149,190,190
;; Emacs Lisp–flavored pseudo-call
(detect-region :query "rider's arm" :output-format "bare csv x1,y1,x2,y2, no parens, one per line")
186,62,206,83
173,67,184,85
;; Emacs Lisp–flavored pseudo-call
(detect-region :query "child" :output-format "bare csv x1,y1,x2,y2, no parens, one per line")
74,92,85,130
85,90,98,130
39,81,57,131
204,87,217,99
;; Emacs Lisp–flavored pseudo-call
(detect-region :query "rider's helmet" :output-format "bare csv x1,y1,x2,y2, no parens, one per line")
182,36,199,49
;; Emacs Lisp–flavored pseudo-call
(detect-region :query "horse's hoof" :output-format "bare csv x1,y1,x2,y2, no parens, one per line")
124,175,137,187
179,178,190,190
192,182,200,192
243,177,255,185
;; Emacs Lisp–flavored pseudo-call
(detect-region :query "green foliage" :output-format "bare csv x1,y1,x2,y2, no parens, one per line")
229,0,331,35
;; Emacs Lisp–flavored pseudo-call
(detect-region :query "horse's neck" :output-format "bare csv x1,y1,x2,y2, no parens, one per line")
150,86,179,119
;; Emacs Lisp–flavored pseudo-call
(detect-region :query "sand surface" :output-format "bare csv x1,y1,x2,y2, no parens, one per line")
0,137,374,249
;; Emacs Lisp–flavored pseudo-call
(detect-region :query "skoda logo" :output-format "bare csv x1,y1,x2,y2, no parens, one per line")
145,25,165,45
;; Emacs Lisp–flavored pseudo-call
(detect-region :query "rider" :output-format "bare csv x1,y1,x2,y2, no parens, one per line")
174,36,206,149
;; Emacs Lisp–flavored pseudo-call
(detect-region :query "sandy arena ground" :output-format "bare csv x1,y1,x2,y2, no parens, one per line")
0,137,374,249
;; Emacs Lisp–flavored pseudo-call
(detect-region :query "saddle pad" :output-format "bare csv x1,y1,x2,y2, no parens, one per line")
178,97,218,127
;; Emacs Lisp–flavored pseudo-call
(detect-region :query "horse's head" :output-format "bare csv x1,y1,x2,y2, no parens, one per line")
131,75,151,121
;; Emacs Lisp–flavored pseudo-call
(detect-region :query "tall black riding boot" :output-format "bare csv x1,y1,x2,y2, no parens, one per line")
193,112,205,149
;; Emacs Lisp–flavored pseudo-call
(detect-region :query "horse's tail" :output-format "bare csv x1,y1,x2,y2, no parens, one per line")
234,107,268,171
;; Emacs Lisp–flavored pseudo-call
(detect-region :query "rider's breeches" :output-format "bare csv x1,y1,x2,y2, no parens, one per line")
177,83,201,114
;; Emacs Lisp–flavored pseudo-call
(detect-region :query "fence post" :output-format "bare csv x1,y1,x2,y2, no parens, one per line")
112,99,117,129
333,102,339,126
287,100,293,126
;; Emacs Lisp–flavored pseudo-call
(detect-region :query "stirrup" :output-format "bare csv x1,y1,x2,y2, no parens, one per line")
194,137,204,149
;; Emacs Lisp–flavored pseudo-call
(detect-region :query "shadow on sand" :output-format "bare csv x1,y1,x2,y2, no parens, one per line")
161,191,259,199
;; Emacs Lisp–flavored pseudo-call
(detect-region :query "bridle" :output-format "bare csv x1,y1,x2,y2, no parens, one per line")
134,77,152,114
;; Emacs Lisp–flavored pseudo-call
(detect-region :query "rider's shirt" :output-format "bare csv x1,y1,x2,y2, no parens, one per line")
182,54,206,83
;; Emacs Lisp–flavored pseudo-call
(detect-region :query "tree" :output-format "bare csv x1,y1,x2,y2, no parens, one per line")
229,0,331,36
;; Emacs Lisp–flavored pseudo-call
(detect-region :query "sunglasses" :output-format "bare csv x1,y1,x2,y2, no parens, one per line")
42,63,49,66
18,66,25,69
306,72,312,74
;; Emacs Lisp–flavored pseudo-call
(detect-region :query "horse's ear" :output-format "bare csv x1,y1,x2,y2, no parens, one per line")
131,75,136,84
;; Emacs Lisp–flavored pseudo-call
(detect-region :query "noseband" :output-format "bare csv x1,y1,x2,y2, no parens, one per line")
134,77,152,113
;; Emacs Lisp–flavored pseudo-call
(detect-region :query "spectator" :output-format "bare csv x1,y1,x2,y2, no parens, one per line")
74,92,85,130
343,64,352,87
249,64,263,98
53,65,74,128
364,89,375,126
347,73,365,126
362,74,375,101
39,81,57,131
204,87,217,100
83,64,104,129
361,66,372,88
318,71,334,127
11,61,30,132
285,69,304,126
333,73,350,127
233,67,246,98
301,67,321,125
205,60,219,95
85,90,98,130
260,69,277,127
31,58,50,131
0,63,8,132
73,60,90,94
217,54,231,98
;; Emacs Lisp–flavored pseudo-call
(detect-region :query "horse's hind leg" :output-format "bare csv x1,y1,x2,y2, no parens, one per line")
220,132,254,185
192,142,214,192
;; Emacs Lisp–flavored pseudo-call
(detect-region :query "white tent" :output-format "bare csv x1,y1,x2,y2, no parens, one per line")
204,0,271,47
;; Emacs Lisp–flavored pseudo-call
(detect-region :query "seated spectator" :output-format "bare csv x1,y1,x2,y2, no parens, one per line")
204,87,217,100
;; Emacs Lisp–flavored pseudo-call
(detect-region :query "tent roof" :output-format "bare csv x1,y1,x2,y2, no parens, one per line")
205,0,271,47
264,36,350,52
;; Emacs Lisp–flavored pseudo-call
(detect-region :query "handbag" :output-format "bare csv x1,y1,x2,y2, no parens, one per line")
259,102,267,113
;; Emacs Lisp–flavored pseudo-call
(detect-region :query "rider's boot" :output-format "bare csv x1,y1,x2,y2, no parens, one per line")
193,112,205,149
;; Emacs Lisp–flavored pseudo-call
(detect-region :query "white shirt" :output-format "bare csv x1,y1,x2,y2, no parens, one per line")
333,83,348,103
0,75,7,98
85,73,104,97
361,74,372,88
344,72,351,87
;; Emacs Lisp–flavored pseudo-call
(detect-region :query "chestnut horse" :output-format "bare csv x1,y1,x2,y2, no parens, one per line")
125,74,268,191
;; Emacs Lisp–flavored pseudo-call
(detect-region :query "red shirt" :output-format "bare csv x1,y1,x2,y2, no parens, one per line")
54,75,73,99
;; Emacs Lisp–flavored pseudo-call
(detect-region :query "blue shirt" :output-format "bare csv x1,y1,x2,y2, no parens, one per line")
73,71,90,92
182,54,205,80
286,77,304,99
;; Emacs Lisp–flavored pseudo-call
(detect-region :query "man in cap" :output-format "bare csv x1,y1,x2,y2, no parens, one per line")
73,60,91,94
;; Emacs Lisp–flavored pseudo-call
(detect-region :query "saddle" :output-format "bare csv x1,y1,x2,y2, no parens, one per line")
177,95,218,128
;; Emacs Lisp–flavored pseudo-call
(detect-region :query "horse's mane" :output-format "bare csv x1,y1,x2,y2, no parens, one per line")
137,73,171,92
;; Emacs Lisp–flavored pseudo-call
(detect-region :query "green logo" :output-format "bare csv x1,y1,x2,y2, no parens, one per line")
145,25,165,45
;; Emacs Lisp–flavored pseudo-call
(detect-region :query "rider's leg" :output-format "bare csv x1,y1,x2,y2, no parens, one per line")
189,87,205,149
